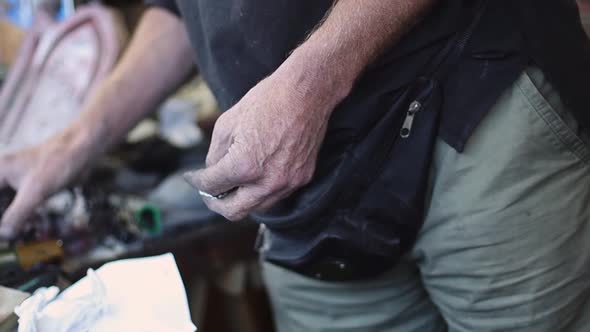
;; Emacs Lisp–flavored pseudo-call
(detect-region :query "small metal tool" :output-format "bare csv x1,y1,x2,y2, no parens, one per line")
198,189,234,200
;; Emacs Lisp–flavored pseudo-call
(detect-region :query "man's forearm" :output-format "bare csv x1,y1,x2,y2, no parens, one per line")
280,0,435,107
63,8,194,156
187,0,437,220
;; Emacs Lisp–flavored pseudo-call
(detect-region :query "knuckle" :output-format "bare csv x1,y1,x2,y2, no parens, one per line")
289,172,313,189
269,176,289,192
210,128,227,148
303,165,316,183
301,171,314,185
225,210,244,221
258,173,286,193
286,179,299,190
215,112,230,127
234,158,261,180
205,154,216,168
219,202,244,221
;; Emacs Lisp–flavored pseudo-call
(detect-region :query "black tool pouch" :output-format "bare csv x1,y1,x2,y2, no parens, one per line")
253,1,488,279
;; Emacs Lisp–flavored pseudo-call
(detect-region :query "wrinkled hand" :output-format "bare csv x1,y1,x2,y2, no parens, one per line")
184,68,339,221
0,134,87,238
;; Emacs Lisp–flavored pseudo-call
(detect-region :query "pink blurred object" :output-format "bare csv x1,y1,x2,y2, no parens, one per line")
0,5,128,154
578,0,590,38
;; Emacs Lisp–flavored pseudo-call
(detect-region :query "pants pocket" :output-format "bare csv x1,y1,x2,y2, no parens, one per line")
517,66,590,164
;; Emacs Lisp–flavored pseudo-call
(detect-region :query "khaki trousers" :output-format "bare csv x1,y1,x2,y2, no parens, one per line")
262,67,590,331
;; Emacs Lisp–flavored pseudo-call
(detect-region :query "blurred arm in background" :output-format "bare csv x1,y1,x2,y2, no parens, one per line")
0,7,195,238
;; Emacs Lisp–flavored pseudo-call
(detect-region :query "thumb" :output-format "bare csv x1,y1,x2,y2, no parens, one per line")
184,147,261,196
0,180,45,239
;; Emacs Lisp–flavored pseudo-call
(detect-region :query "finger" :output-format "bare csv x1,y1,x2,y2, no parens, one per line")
206,120,232,167
184,151,259,196
203,179,294,220
0,181,44,239
203,185,267,221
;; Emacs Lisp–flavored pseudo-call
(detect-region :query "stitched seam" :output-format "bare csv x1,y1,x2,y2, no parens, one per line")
521,71,590,162
517,74,590,164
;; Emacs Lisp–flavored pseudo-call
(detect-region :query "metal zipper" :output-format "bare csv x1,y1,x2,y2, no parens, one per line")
400,100,422,138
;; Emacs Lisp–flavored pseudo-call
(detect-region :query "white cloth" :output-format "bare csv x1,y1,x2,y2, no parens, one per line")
15,253,196,332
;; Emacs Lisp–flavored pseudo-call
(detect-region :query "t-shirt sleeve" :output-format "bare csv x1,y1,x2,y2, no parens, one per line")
144,0,181,17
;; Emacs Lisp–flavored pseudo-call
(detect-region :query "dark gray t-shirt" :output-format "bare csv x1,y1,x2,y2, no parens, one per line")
144,0,590,265
144,0,590,151
146,0,525,151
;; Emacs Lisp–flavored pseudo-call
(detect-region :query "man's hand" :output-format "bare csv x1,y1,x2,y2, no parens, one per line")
184,0,434,220
184,65,336,221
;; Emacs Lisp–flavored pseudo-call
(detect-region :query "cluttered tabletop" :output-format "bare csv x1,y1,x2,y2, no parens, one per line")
0,136,261,331
0,2,267,331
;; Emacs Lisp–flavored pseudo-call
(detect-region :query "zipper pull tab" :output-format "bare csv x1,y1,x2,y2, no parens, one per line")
400,100,422,138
